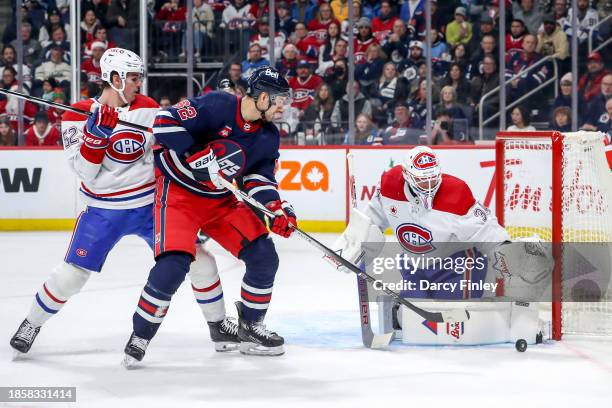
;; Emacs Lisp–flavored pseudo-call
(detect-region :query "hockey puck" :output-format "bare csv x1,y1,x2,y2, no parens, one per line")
515,339,527,352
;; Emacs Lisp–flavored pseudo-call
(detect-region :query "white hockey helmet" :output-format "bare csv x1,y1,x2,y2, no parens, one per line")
401,146,442,199
100,48,144,102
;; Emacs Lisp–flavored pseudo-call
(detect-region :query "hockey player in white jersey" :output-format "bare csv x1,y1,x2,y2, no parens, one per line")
10,48,239,356
335,146,550,346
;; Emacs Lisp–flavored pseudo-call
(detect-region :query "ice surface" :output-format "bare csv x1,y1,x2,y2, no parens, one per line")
1,232,611,408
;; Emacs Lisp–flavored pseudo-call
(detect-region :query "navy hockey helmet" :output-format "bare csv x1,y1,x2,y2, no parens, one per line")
246,66,292,105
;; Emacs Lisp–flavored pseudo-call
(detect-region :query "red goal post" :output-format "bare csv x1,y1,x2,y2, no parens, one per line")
495,130,612,340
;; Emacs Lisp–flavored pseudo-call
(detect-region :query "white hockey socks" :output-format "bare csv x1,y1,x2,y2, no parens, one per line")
189,246,226,323
27,263,91,327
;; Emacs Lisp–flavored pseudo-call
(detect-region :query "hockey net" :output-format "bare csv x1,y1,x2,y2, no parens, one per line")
496,131,612,339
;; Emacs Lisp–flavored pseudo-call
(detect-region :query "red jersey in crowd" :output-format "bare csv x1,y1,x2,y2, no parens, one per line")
155,5,187,21
288,74,323,111
295,35,320,64
81,59,102,84
307,18,340,44
354,36,378,64
505,34,525,52
372,16,397,43
24,124,61,146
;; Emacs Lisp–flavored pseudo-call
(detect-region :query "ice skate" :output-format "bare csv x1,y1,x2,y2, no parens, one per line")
10,319,41,357
122,332,149,369
208,317,240,352
235,301,284,356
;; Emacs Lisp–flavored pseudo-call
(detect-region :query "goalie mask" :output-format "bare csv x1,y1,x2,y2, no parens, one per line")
100,48,144,104
402,146,442,209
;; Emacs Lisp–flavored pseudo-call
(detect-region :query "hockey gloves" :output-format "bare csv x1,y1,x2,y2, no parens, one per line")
186,147,224,189
266,200,297,238
84,104,119,146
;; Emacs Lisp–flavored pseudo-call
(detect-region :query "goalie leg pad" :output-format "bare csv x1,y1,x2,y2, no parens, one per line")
189,246,226,323
27,263,91,326
396,301,541,346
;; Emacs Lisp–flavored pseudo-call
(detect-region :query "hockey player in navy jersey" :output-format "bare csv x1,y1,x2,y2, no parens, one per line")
9,48,236,357
123,66,296,364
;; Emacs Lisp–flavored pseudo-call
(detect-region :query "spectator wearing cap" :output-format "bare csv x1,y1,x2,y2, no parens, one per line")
34,45,71,91
291,23,320,64
582,74,612,131
220,0,254,30
277,43,299,79
307,2,340,45
354,17,378,65
446,7,472,48
25,112,61,146
505,34,550,103
468,13,495,55
578,53,611,103
41,77,58,102
240,43,270,80
382,19,411,64
398,40,425,83
81,42,106,84
355,43,385,96
10,21,43,67
288,60,323,116
330,0,349,23
39,8,71,49
372,1,397,43
331,81,372,133
512,0,543,35
553,73,582,114
84,26,116,59
381,101,423,145
249,16,286,62
536,14,569,63
292,0,318,25
277,2,297,38
0,45,33,92
563,0,599,45
506,19,527,53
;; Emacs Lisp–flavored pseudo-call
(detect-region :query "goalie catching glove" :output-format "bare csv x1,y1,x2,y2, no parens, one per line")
265,200,297,238
186,147,224,189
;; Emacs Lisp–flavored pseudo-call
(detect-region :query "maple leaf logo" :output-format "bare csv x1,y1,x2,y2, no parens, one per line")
306,165,324,186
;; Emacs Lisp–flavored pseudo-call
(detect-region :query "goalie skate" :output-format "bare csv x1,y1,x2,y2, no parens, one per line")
235,302,284,356
10,319,40,357
207,317,240,352
122,332,149,369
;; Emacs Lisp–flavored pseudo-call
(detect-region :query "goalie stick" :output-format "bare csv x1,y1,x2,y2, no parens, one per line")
217,176,471,324
346,153,394,348
0,88,150,132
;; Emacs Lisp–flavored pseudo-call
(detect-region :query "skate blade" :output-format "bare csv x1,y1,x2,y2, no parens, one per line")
214,341,240,352
239,342,284,356
121,354,140,369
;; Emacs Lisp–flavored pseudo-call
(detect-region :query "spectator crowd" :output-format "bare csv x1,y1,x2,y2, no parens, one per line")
0,0,610,147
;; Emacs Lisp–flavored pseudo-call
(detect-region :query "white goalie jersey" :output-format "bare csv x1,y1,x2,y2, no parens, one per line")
61,95,159,209
365,165,510,253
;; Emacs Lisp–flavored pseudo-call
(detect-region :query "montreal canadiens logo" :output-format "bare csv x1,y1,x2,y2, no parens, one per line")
413,152,437,170
106,130,146,163
209,139,246,179
396,223,435,254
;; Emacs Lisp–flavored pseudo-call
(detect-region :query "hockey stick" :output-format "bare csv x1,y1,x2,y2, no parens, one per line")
217,176,470,324
346,152,394,348
0,88,150,132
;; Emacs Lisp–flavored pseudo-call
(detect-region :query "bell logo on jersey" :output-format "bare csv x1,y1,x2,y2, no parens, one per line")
413,152,438,170
396,223,435,254
106,130,146,163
